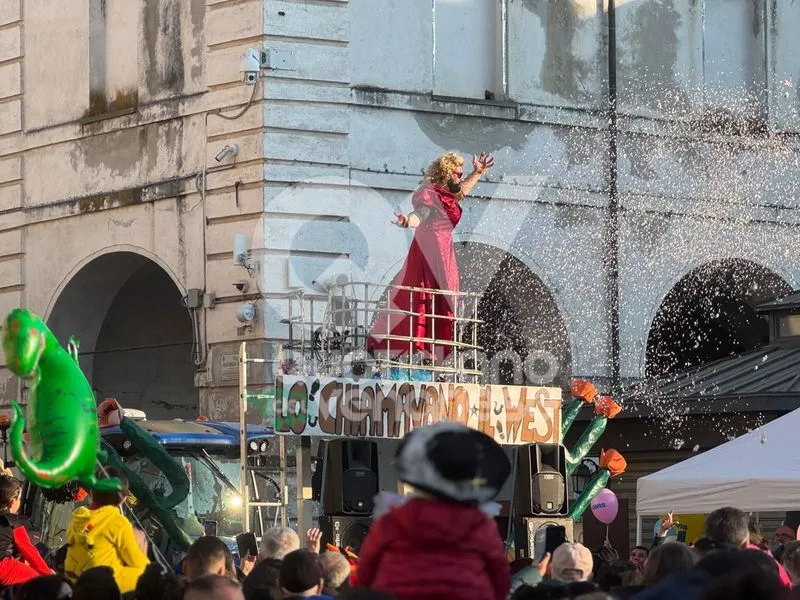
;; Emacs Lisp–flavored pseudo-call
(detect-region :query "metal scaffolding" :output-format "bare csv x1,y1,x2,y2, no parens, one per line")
238,341,289,535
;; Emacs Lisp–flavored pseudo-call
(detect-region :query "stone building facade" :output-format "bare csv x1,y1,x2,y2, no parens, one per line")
2,0,800,425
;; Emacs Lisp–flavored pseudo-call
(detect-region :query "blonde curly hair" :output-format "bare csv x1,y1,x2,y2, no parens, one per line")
424,152,465,189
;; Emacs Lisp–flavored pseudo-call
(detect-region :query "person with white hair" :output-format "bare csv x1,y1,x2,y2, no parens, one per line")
242,527,301,600
260,527,301,560
319,551,352,594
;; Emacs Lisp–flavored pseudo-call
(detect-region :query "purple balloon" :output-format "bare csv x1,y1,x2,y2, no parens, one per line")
590,488,619,525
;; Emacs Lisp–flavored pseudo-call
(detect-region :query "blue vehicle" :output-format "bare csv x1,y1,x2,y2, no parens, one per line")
20,413,281,567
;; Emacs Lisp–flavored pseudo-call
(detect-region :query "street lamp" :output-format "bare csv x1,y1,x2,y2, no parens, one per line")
571,458,598,500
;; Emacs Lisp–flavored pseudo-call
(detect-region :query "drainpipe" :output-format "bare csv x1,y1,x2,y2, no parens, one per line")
606,0,621,394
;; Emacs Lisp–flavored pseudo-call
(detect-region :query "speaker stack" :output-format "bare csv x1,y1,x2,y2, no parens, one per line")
314,439,379,551
510,443,574,560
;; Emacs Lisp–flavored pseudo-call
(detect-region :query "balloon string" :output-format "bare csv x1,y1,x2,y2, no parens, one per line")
605,524,609,543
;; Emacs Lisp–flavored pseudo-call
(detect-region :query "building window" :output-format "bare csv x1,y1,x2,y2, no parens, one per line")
778,315,800,339
433,0,506,101
86,0,139,120
701,0,766,128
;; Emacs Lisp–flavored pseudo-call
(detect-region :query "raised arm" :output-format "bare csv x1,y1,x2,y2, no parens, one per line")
459,151,495,197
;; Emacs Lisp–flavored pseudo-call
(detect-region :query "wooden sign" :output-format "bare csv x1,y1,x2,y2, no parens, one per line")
274,375,562,445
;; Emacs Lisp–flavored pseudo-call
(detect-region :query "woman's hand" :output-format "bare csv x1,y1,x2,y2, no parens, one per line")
392,211,409,228
392,211,420,228
240,551,256,576
659,511,678,536
306,527,322,553
472,151,495,176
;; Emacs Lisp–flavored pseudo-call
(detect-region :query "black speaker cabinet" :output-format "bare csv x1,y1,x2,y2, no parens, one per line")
319,515,372,552
513,444,569,516
317,439,379,515
512,517,575,560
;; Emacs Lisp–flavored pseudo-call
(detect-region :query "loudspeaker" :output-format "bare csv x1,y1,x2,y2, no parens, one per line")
512,517,575,560
317,439,379,515
513,444,568,516
319,515,372,552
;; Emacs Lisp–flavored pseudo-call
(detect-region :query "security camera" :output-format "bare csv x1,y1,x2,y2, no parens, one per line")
240,49,262,85
234,279,250,294
215,144,239,163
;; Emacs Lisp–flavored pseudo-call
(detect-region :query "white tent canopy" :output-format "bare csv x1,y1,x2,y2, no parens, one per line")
637,407,800,517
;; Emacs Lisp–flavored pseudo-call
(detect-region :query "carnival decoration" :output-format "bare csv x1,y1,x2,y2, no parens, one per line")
97,399,193,551
590,488,619,525
560,380,626,521
561,380,622,476
568,448,627,521
2,308,122,492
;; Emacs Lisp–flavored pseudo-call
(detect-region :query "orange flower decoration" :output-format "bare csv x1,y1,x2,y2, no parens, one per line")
74,487,88,502
600,449,627,477
571,380,598,403
595,395,622,419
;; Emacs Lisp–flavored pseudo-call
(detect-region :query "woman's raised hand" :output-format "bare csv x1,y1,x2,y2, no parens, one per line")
392,211,409,228
472,151,495,175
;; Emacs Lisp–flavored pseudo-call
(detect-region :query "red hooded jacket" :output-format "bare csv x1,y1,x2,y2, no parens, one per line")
745,543,793,588
356,497,510,600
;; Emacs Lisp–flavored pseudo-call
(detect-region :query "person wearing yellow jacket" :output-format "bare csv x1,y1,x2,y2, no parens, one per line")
64,467,150,593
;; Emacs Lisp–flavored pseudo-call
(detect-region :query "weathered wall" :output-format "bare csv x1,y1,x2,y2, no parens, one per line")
0,0,24,403
0,0,267,417
6,0,800,418
256,0,800,394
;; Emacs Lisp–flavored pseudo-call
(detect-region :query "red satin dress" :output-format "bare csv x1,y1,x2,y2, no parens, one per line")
367,185,462,361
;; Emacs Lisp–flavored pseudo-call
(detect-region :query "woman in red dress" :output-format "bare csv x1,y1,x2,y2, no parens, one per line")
367,151,494,363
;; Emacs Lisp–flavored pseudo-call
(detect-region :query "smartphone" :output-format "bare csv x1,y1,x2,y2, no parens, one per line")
236,532,258,558
534,525,566,562
203,520,218,537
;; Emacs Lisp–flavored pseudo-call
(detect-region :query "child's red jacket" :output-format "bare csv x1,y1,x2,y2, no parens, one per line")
356,497,510,600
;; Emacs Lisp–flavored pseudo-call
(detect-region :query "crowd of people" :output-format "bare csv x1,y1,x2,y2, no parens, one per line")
1,423,799,599
507,507,800,599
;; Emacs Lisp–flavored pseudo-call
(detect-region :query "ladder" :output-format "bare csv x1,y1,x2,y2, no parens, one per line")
239,341,289,535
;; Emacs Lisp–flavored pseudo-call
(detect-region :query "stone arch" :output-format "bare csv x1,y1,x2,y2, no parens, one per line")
644,258,792,378
46,249,198,418
455,241,572,388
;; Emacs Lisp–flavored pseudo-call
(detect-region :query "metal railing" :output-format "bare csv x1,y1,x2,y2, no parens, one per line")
277,281,485,384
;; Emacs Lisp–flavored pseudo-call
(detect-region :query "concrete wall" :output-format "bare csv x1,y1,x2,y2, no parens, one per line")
254,0,800,393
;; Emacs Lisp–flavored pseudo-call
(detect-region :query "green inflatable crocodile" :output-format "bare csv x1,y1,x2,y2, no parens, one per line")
2,308,121,492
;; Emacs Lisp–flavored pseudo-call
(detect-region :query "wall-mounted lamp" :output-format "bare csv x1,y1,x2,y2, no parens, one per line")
236,301,257,336
237,302,257,324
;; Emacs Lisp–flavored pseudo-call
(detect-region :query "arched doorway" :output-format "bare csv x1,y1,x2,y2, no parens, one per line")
456,243,571,388
47,252,198,419
646,259,792,378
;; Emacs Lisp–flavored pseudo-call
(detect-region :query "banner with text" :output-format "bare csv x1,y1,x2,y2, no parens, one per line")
274,375,562,445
